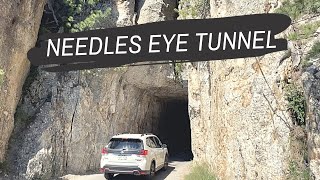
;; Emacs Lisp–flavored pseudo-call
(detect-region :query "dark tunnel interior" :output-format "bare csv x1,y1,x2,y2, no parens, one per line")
158,100,193,161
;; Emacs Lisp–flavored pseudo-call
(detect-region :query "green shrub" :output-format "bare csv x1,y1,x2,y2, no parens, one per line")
63,0,112,32
70,8,112,32
302,41,320,68
306,41,320,60
40,0,112,33
276,0,320,20
185,164,217,180
173,61,184,82
301,59,313,68
177,0,209,19
288,21,320,41
285,84,306,126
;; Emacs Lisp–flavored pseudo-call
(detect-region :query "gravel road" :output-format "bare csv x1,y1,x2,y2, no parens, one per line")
62,160,192,180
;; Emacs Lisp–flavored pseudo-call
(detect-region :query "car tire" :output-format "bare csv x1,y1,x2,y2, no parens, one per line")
162,154,169,171
146,161,156,180
104,172,113,180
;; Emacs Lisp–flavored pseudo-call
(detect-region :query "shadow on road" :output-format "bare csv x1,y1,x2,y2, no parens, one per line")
112,166,175,180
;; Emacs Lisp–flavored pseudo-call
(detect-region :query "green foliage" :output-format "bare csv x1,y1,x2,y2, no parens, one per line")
61,0,112,32
288,161,311,180
177,0,209,19
302,41,320,68
185,164,217,180
306,41,320,60
175,62,183,75
301,59,313,68
0,69,4,87
70,8,111,32
275,0,320,20
288,21,320,41
285,84,306,126
172,61,184,83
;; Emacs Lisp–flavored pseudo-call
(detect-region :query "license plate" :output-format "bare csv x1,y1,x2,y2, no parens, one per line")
118,156,128,160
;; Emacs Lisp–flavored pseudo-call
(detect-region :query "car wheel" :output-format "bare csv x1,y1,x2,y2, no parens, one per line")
162,154,169,171
104,172,114,180
146,162,156,180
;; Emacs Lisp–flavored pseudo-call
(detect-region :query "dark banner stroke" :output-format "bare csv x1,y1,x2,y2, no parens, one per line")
27,14,291,72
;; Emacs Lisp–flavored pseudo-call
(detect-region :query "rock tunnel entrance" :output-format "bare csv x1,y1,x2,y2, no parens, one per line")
158,99,193,161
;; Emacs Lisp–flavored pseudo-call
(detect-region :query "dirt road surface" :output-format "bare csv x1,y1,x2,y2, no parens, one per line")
62,160,191,180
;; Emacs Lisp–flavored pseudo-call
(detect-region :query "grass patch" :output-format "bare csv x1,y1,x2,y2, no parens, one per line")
185,164,217,180
288,126,311,180
288,161,311,180
275,0,320,20
288,21,320,41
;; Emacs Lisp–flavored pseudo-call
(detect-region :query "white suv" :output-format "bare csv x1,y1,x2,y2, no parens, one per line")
100,133,169,179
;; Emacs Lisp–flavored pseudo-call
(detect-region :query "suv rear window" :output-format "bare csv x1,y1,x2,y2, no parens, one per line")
108,138,143,150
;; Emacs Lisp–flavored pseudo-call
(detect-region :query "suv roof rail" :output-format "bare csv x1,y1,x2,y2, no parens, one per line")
115,132,130,136
144,133,153,135
140,133,155,136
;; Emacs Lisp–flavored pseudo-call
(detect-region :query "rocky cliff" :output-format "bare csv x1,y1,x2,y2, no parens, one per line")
188,57,292,179
302,42,320,178
0,0,319,180
188,1,291,179
188,0,320,179
0,0,46,164
8,68,177,179
5,0,185,179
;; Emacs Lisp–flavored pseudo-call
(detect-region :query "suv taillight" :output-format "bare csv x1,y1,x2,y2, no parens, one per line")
139,150,148,156
101,147,108,155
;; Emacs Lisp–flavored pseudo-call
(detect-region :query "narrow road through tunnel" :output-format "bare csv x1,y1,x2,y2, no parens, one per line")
158,99,193,161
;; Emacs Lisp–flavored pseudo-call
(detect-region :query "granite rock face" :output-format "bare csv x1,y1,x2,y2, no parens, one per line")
2,0,320,180
7,1,185,179
187,0,293,179
136,0,177,24
186,1,320,179
303,64,320,180
187,58,293,179
0,0,46,163
302,38,320,179
9,70,170,179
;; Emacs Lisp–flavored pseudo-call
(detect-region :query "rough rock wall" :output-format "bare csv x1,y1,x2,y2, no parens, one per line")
7,0,184,179
302,39,320,178
136,0,177,24
0,0,46,162
188,0,293,179
9,70,166,179
304,62,320,179
188,58,292,179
